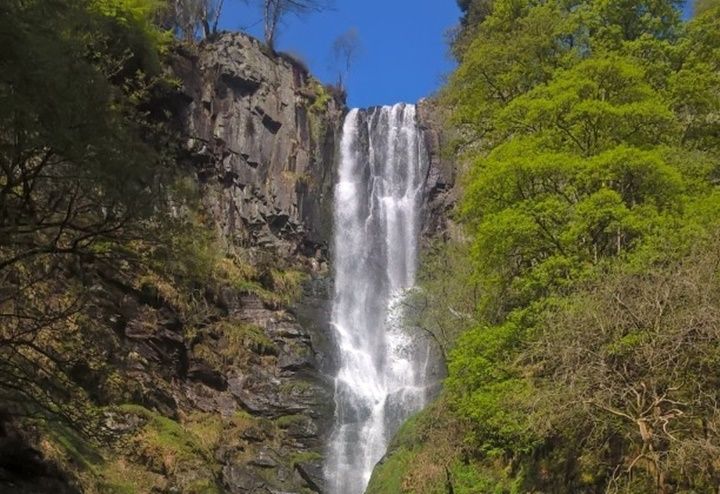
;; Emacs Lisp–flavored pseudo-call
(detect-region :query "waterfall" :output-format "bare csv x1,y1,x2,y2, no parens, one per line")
325,104,431,494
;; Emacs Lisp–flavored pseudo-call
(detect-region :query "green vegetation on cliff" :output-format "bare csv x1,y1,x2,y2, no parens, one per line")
1,0,172,426
370,0,720,492
1,1,326,493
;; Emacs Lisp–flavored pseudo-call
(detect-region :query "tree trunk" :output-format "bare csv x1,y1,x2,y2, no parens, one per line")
445,467,454,494
264,0,282,51
201,18,211,39
211,0,225,35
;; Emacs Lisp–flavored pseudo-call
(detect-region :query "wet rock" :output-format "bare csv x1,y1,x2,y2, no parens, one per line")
223,464,262,494
266,321,305,339
248,448,277,468
103,411,144,434
277,340,316,373
241,427,267,443
187,359,228,390
417,98,458,243
294,460,325,493
278,415,319,441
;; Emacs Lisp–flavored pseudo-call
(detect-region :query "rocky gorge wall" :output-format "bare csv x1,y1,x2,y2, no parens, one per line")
1,32,345,494
166,32,349,493
0,31,455,494
417,99,457,244
167,36,456,493
173,33,344,259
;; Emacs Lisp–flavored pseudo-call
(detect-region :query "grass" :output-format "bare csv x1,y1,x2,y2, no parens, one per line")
119,405,208,460
112,405,219,487
181,412,223,451
269,268,305,305
40,402,322,493
366,398,470,494
365,449,416,494
221,320,277,356
40,411,174,494
97,458,163,494
42,420,104,473
275,414,307,429
193,320,278,369
290,450,323,466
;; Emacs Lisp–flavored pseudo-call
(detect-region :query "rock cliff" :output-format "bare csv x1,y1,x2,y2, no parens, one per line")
173,33,344,258
163,33,347,493
417,98,458,243
166,46,455,490
1,32,346,494
0,32,455,494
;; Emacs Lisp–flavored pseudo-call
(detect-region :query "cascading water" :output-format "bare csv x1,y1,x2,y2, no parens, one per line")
325,104,431,494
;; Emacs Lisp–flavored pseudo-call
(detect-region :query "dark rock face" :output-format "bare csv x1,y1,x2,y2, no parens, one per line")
163,33,343,494
172,32,344,258
0,33,347,494
79,263,334,494
417,98,458,244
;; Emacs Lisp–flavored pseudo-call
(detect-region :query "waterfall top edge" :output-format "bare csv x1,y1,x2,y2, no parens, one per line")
348,102,416,113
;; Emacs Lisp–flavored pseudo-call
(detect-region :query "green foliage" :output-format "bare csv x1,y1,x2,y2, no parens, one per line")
400,0,720,491
404,239,480,359
268,268,306,304
367,406,427,492
90,0,172,71
194,320,277,369
0,0,176,435
446,0,572,134
309,82,333,112
290,451,323,466
582,0,682,48
39,405,225,493
103,405,221,493
694,0,720,15
496,57,678,154
447,321,538,455
275,414,307,428
365,449,416,494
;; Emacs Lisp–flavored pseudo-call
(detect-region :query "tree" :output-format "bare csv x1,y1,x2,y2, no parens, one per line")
173,0,228,40
532,242,720,491
331,27,361,88
452,0,494,56
458,55,683,317
259,0,331,50
0,0,168,427
694,0,720,15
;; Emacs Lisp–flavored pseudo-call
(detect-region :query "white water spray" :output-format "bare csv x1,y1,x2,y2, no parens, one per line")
325,104,431,494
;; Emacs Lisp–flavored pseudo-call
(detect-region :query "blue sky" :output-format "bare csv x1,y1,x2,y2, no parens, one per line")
219,1,462,108
219,1,695,108
683,0,694,17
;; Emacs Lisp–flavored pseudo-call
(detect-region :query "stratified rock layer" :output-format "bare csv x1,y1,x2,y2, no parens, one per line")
166,32,344,493
173,33,344,258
